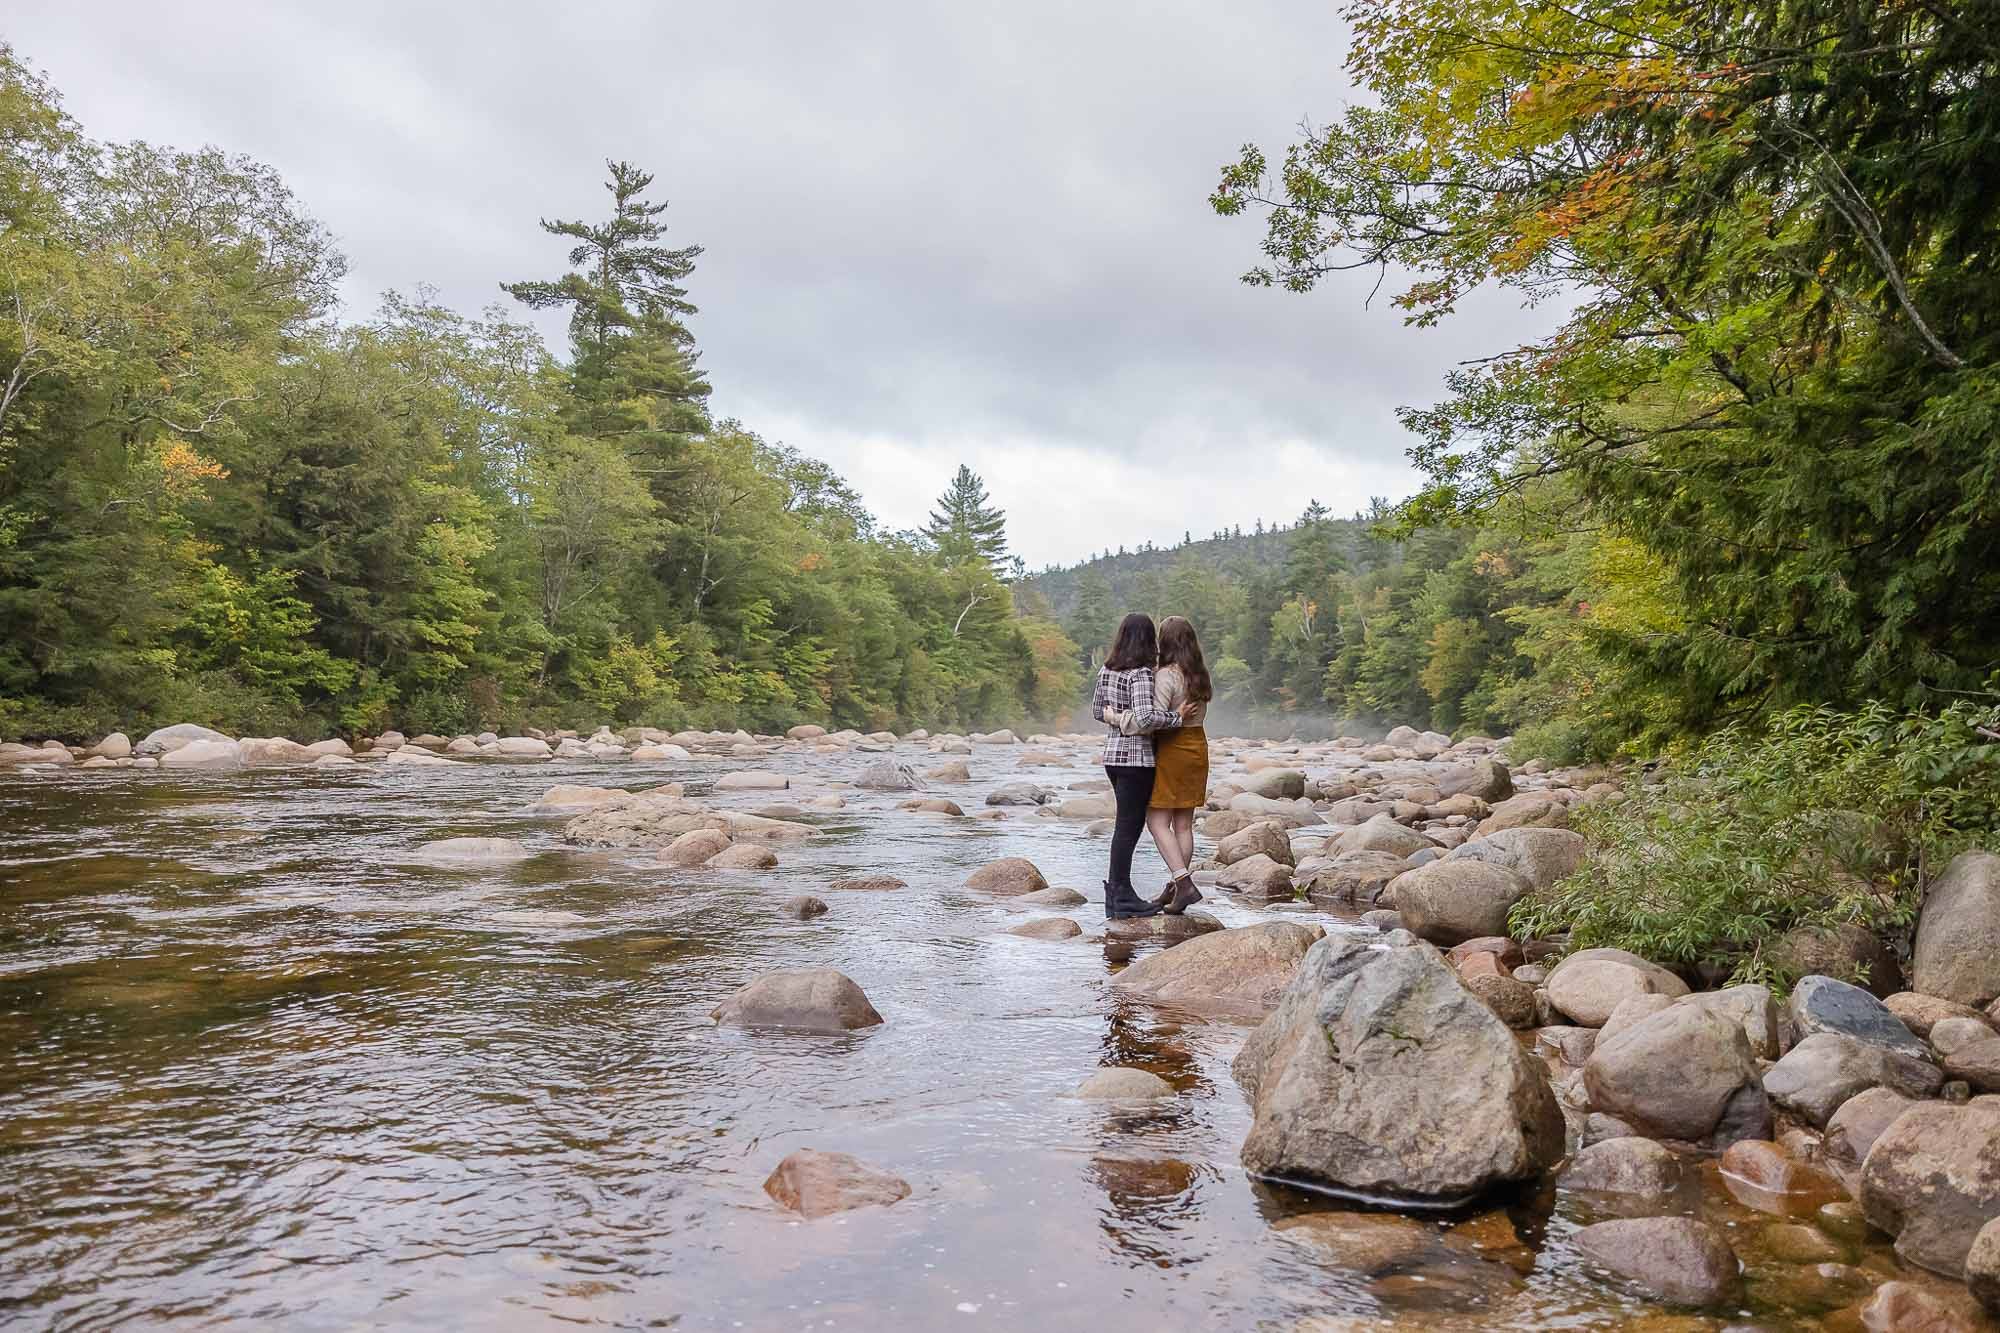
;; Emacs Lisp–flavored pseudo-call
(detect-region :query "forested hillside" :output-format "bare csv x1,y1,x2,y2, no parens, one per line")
0,48,1080,741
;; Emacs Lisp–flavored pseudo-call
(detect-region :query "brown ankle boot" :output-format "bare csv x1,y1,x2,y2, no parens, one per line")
1161,873,1202,916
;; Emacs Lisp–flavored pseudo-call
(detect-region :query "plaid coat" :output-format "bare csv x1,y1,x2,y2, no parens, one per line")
1091,665,1181,766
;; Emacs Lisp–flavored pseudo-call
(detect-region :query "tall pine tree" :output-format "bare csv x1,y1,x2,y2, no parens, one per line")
924,464,1008,571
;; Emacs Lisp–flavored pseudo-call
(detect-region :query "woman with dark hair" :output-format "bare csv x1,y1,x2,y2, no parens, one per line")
1142,616,1211,913
1089,613,1190,919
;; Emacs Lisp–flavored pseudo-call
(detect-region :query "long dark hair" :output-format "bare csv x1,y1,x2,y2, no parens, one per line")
1158,615,1212,703
1104,613,1158,672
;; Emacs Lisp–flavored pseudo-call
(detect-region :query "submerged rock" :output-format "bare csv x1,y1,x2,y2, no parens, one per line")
529,784,630,813
1574,1217,1741,1307
826,874,907,892
1232,933,1563,1204
707,843,778,869
712,968,883,1033
1074,1067,1173,1099
1561,1137,1683,1196
778,895,828,920
1007,917,1082,941
854,758,920,790
763,1149,909,1217
412,837,533,864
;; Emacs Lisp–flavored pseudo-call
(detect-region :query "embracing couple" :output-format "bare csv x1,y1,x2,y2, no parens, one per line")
1090,612,1212,920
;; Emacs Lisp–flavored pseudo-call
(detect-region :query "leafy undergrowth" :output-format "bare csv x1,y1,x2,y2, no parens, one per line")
1512,702,2000,990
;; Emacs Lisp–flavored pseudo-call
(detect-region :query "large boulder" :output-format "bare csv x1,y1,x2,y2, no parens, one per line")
135,723,232,756
763,1149,908,1217
1788,974,1928,1059
1436,758,1513,804
1331,814,1433,858
964,857,1047,896
1215,820,1294,868
235,737,314,766
529,784,631,813
1912,851,2000,1007
159,738,244,769
1762,1032,1942,1128
92,732,133,759
1391,860,1529,947
712,969,883,1033
1447,827,1587,891
1573,1218,1741,1308
1546,948,1690,1027
1055,794,1116,820
493,736,554,758
1583,1004,1770,1148
1970,1219,2000,1316
1859,1099,2000,1278
1232,934,1563,1204
1111,921,1323,1019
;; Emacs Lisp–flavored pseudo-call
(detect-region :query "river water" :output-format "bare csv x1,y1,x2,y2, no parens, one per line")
0,743,1973,1330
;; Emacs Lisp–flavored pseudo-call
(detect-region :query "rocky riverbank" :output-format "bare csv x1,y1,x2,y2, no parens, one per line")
5,717,1995,1327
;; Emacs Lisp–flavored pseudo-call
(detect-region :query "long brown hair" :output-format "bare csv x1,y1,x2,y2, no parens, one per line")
1158,615,1212,703
1104,613,1158,671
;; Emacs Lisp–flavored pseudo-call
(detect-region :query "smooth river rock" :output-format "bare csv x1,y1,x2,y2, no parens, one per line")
1075,1067,1174,1099
712,968,883,1033
1561,1136,1683,1196
1390,859,1528,946
1583,1004,1770,1148
1446,826,1585,891
412,837,533,864
1546,948,1690,1028
1111,921,1323,1019
1232,934,1564,1204
964,857,1048,896
1763,1031,1942,1128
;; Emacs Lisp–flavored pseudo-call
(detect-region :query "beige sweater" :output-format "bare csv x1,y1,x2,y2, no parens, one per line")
1154,664,1206,726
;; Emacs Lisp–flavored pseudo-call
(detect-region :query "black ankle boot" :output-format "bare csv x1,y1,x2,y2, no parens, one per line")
1104,879,1162,920
1160,873,1203,916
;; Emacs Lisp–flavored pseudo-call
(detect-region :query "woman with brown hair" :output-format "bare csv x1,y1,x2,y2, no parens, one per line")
1101,614,1209,915
1143,616,1210,913
1089,613,1191,919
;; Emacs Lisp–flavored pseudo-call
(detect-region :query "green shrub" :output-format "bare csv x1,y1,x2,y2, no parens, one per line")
1511,702,2000,989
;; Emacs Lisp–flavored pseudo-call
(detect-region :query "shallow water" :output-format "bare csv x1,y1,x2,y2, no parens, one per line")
0,744,1976,1330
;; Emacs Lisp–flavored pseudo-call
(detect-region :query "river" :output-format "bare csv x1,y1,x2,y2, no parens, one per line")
0,742,1960,1330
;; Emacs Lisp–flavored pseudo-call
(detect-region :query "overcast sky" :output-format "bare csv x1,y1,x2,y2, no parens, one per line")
11,1,1546,568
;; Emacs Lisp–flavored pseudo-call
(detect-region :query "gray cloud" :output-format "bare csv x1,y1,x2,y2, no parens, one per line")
11,0,1549,566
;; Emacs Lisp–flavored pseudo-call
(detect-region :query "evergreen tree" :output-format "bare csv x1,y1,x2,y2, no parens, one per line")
923,464,1008,570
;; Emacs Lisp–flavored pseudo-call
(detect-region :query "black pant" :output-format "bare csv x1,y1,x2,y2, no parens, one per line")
1105,765,1156,890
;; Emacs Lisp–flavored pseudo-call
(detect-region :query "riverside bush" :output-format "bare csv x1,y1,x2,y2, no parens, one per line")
1512,703,2000,989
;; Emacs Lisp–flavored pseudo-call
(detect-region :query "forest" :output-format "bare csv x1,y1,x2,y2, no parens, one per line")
6,0,2000,762
0,46,1080,742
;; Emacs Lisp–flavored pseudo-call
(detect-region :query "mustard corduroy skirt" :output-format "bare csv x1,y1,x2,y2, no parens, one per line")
1151,726,1208,809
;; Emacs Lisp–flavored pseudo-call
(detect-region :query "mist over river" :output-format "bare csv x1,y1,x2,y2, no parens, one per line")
0,742,1961,1330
